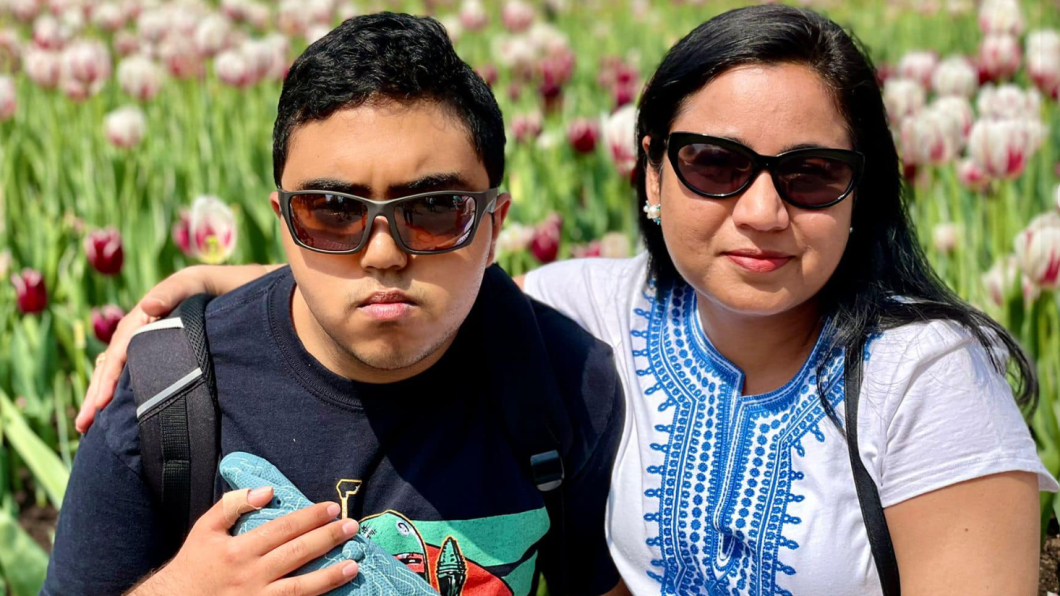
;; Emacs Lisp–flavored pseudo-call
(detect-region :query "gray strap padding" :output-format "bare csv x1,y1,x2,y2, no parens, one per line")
135,368,203,419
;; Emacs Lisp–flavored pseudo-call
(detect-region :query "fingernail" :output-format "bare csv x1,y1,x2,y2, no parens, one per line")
342,520,358,537
327,503,341,518
249,487,271,503
342,561,358,578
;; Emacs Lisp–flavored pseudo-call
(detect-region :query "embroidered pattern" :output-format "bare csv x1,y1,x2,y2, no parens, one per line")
633,283,845,596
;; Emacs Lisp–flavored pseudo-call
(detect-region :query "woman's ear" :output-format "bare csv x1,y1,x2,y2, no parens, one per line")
642,135,662,206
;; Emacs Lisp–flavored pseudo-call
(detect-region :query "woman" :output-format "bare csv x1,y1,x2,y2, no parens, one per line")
81,5,1055,594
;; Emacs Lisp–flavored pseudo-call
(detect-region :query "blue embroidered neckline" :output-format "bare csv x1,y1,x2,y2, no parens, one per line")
633,282,846,596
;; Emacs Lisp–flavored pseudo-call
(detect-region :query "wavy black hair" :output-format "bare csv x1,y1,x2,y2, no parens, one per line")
272,12,505,188
635,4,1036,409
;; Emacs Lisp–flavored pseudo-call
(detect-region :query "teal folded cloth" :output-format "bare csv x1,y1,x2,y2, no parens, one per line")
219,451,438,596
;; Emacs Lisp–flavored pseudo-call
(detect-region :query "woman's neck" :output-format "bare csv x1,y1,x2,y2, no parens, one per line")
696,293,823,396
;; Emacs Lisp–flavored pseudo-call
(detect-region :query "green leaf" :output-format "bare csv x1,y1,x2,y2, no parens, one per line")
0,507,48,596
0,392,69,508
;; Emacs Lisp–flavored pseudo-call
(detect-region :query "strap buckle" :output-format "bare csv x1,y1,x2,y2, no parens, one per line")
530,450,564,492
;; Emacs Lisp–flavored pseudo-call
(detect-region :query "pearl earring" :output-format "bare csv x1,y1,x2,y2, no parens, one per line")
643,202,662,225
849,227,854,234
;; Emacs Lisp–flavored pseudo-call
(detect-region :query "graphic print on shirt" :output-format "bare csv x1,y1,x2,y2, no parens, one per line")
631,282,846,596
355,507,550,596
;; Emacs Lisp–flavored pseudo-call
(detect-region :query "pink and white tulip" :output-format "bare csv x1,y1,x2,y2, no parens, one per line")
117,54,163,101
91,2,126,32
511,112,543,144
897,51,937,88
459,0,488,31
189,195,237,264
215,48,253,88
956,158,990,191
103,105,147,149
1014,212,1060,290
931,56,978,98
602,104,638,177
0,76,15,122
978,0,1023,36
194,14,233,58
976,84,1041,121
32,14,69,49
1026,30,1060,99
501,0,535,33
931,223,960,254
883,78,926,123
968,118,1043,180
23,47,61,88
977,34,1021,82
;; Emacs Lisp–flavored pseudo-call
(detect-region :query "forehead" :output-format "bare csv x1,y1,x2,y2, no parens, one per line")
282,101,489,191
672,63,852,153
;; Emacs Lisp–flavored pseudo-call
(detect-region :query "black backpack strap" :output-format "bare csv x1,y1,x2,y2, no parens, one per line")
127,293,219,547
845,348,901,596
477,265,571,595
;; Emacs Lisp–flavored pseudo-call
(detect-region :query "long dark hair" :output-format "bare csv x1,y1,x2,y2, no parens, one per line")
634,5,1036,409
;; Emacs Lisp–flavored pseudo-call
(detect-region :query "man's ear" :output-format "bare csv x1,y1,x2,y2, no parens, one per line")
270,191,281,218
486,192,513,266
642,136,662,207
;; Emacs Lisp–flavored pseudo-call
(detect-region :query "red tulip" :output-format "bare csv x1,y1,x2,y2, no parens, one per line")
10,268,46,314
172,209,194,257
568,119,599,154
530,214,562,264
91,305,125,344
84,228,124,275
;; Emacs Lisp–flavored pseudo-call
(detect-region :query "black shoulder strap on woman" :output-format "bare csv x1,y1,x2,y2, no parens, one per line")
845,348,902,596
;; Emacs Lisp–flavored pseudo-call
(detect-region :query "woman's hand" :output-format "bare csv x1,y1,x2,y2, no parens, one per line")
129,488,360,596
76,264,276,433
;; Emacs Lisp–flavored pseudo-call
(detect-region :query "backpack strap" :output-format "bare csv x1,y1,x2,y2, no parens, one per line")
128,293,219,548
477,265,571,594
845,348,901,596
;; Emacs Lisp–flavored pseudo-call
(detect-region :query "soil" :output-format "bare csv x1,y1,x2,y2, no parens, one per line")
1042,531,1060,596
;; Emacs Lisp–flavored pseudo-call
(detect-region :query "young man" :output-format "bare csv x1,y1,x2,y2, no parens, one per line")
44,13,624,596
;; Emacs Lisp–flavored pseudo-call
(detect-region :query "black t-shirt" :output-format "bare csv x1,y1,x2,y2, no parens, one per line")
43,267,623,596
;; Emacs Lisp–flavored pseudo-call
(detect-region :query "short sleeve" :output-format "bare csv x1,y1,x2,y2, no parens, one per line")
859,320,1059,508
523,253,648,346
41,369,170,596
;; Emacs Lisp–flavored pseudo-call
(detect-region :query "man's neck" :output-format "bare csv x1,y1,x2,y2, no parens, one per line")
290,286,454,384
696,293,823,396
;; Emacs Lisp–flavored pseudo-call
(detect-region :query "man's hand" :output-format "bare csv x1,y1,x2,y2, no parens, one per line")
76,264,275,433
130,487,360,596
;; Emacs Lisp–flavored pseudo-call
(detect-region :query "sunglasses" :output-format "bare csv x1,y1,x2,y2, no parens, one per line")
277,188,500,255
666,132,865,209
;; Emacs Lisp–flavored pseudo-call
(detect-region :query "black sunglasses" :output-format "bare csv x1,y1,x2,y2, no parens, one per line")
666,132,865,209
277,188,500,255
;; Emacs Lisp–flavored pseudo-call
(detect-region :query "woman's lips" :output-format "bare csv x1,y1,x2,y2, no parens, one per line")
724,252,793,273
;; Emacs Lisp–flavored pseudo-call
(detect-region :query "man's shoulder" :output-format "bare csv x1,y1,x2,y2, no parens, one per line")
203,265,290,322
529,298,623,437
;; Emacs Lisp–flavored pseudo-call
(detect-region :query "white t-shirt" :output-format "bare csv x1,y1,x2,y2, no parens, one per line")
525,253,1058,596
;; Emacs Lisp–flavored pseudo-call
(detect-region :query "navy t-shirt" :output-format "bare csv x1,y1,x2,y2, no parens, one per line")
43,267,623,596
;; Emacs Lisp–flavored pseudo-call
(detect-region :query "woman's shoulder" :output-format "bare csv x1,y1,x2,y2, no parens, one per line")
525,252,649,295
522,253,650,343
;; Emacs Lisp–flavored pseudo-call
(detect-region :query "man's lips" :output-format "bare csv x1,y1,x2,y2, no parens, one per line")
723,249,794,273
357,291,416,321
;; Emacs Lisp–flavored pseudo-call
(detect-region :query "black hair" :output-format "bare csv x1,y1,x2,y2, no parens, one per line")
635,5,1036,409
272,12,505,188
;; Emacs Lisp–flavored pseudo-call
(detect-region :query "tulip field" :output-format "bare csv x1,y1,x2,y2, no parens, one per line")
1,0,1060,593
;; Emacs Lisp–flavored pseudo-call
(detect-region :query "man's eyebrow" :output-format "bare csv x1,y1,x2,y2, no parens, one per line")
294,178,372,196
388,173,476,196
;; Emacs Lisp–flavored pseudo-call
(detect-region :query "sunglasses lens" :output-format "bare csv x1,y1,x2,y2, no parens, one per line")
775,156,855,207
675,142,755,195
288,193,368,251
394,193,478,252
